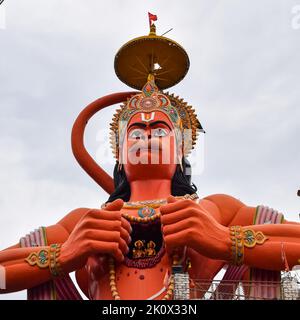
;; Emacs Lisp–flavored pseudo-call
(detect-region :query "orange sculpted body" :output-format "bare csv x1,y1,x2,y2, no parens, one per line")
2,18,299,300
0,106,299,300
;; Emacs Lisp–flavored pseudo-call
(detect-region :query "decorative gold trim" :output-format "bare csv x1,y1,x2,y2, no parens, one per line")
243,229,268,248
229,226,244,266
25,244,64,278
103,194,199,224
109,79,203,159
123,193,198,209
229,226,268,266
122,212,161,224
49,244,64,277
103,193,198,210
25,249,49,269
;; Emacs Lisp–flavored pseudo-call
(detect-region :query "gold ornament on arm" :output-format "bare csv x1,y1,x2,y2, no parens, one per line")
229,226,268,266
25,249,50,269
243,229,268,248
25,244,64,278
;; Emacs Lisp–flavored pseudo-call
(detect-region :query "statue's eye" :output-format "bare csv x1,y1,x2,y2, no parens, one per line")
129,129,144,139
153,128,168,137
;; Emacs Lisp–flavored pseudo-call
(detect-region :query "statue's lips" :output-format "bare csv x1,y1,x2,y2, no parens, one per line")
139,147,161,151
130,148,161,156
128,142,162,153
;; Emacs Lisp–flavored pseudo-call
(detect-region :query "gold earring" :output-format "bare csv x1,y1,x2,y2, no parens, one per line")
180,162,184,172
177,155,183,172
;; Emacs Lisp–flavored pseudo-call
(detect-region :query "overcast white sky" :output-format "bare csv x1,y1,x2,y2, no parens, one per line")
0,0,300,299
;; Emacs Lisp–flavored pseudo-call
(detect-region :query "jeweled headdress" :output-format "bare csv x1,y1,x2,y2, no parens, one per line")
110,22,204,159
70,16,205,194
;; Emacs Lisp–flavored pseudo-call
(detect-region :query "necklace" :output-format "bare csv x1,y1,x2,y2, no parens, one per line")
108,256,175,300
106,194,197,299
123,199,167,209
121,193,198,221
122,212,161,224
101,193,198,211
122,193,198,210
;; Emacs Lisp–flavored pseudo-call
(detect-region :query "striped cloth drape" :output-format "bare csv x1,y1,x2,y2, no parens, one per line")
20,227,83,300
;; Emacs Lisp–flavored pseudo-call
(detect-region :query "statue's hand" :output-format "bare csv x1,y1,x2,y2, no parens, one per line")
60,199,131,273
160,196,230,261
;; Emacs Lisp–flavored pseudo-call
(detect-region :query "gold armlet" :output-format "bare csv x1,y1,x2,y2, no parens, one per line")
25,244,64,278
229,227,268,266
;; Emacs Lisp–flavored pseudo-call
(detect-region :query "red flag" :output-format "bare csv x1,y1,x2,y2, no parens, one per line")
148,12,157,26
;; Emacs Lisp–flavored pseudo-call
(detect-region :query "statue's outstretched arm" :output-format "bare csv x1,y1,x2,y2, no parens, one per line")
0,200,131,294
160,195,300,271
0,223,69,293
238,222,300,270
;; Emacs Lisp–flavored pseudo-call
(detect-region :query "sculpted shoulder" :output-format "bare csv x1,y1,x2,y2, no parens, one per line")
56,207,91,235
202,194,246,226
45,207,92,244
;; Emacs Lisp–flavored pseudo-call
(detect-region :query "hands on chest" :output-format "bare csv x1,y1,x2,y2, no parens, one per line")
160,196,231,261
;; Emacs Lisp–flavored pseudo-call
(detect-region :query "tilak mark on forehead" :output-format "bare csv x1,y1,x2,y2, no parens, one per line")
109,79,204,159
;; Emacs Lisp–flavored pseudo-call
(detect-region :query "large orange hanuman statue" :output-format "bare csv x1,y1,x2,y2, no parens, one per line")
0,20,299,300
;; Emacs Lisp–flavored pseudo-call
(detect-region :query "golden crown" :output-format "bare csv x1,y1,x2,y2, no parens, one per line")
111,19,204,159
110,77,204,159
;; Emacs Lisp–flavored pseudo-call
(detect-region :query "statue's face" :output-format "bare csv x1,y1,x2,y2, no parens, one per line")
121,111,180,182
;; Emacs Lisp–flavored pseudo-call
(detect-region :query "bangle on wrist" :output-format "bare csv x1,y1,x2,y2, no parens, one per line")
49,244,64,277
229,226,244,265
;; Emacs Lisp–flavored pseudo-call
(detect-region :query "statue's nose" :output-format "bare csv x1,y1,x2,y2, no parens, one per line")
145,127,151,140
